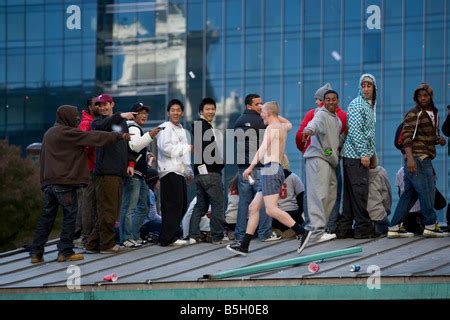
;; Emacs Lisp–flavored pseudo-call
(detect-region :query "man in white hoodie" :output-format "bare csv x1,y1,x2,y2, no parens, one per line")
156,99,193,246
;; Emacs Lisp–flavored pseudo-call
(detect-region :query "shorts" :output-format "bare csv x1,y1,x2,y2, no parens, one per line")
259,162,285,196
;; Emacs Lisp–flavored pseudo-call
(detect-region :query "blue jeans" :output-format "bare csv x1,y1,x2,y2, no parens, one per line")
235,167,272,241
391,158,437,227
119,175,149,242
189,173,225,242
31,185,78,257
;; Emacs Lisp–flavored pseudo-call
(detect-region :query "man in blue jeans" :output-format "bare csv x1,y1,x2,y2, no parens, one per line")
187,98,227,244
233,94,280,242
388,83,448,238
30,105,131,264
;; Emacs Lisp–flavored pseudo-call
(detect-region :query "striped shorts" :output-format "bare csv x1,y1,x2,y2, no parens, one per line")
259,162,285,196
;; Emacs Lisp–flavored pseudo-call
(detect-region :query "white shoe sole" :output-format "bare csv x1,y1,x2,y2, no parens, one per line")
297,231,312,254
226,245,248,256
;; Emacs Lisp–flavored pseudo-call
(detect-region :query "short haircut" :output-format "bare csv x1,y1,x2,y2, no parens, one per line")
263,101,279,116
280,154,290,170
199,97,216,113
167,99,184,112
323,90,339,100
244,94,260,107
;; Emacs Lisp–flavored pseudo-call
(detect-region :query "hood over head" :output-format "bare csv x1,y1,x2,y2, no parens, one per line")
56,105,79,127
413,83,436,111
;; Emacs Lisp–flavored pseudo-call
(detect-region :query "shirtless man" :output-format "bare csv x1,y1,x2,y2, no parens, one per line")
226,101,311,256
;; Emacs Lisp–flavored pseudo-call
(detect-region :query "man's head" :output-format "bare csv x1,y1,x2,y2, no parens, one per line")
199,97,216,122
86,97,100,117
95,93,114,117
323,90,339,113
314,83,333,107
56,105,80,128
167,99,184,125
261,101,279,124
131,102,150,126
414,83,434,110
360,74,376,105
244,94,263,113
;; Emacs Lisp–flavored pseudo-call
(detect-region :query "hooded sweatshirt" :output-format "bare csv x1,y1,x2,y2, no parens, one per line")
341,73,377,159
40,105,125,189
402,83,441,160
303,108,342,168
296,105,347,153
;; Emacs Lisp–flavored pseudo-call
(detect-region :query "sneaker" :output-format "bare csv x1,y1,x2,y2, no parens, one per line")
122,239,142,248
297,230,312,254
387,225,414,239
169,239,188,246
136,239,147,245
100,244,125,254
315,233,337,243
57,253,84,262
226,242,248,256
30,255,44,264
262,231,282,242
185,238,198,245
423,224,449,238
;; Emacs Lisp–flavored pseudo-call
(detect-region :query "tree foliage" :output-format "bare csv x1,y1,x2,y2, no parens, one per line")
0,140,43,251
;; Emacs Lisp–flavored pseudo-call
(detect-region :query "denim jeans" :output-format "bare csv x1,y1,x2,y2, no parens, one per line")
189,173,225,241
391,158,437,227
119,175,149,243
235,167,272,241
31,185,78,258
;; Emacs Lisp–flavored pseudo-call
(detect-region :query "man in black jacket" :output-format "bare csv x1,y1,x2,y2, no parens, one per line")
187,98,226,244
85,93,136,254
233,94,279,242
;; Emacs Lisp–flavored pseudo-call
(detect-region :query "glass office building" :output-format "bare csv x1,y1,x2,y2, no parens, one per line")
1,0,449,217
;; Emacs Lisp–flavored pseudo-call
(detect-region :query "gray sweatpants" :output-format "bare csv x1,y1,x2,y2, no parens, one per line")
305,157,337,242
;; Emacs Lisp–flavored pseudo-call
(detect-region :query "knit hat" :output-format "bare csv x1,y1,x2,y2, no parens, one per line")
314,83,333,101
361,76,375,85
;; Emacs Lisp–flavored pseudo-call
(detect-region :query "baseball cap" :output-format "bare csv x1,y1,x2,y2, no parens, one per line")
131,102,150,113
95,93,113,104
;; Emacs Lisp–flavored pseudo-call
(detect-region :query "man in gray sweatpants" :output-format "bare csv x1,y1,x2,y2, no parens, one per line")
302,90,344,243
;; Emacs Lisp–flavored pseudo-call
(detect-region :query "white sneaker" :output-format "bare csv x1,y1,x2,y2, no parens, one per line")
262,231,282,242
315,233,337,243
170,239,188,246
186,238,197,245
122,239,142,248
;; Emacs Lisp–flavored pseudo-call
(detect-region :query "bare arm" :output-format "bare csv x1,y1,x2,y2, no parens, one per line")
278,116,292,131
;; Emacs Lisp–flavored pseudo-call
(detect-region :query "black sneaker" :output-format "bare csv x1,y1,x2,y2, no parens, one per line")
226,242,248,256
297,230,312,254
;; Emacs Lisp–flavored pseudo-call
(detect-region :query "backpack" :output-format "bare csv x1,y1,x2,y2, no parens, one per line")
394,110,422,150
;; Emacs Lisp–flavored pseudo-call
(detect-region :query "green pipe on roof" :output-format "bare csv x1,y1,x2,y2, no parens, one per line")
203,246,363,280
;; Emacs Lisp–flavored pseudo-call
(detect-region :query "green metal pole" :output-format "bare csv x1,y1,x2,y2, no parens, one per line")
204,246,362,280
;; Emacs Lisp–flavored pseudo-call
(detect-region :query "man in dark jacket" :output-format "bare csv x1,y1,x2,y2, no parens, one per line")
233,94,279,242
85,93,136,254
30,105,130,264
187,98,226,244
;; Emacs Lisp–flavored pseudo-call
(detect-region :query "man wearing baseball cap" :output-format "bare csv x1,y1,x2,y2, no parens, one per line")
85,93,137,254
119,102,162,247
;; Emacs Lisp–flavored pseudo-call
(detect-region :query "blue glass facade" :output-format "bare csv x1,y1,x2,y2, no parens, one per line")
0,0,449,218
